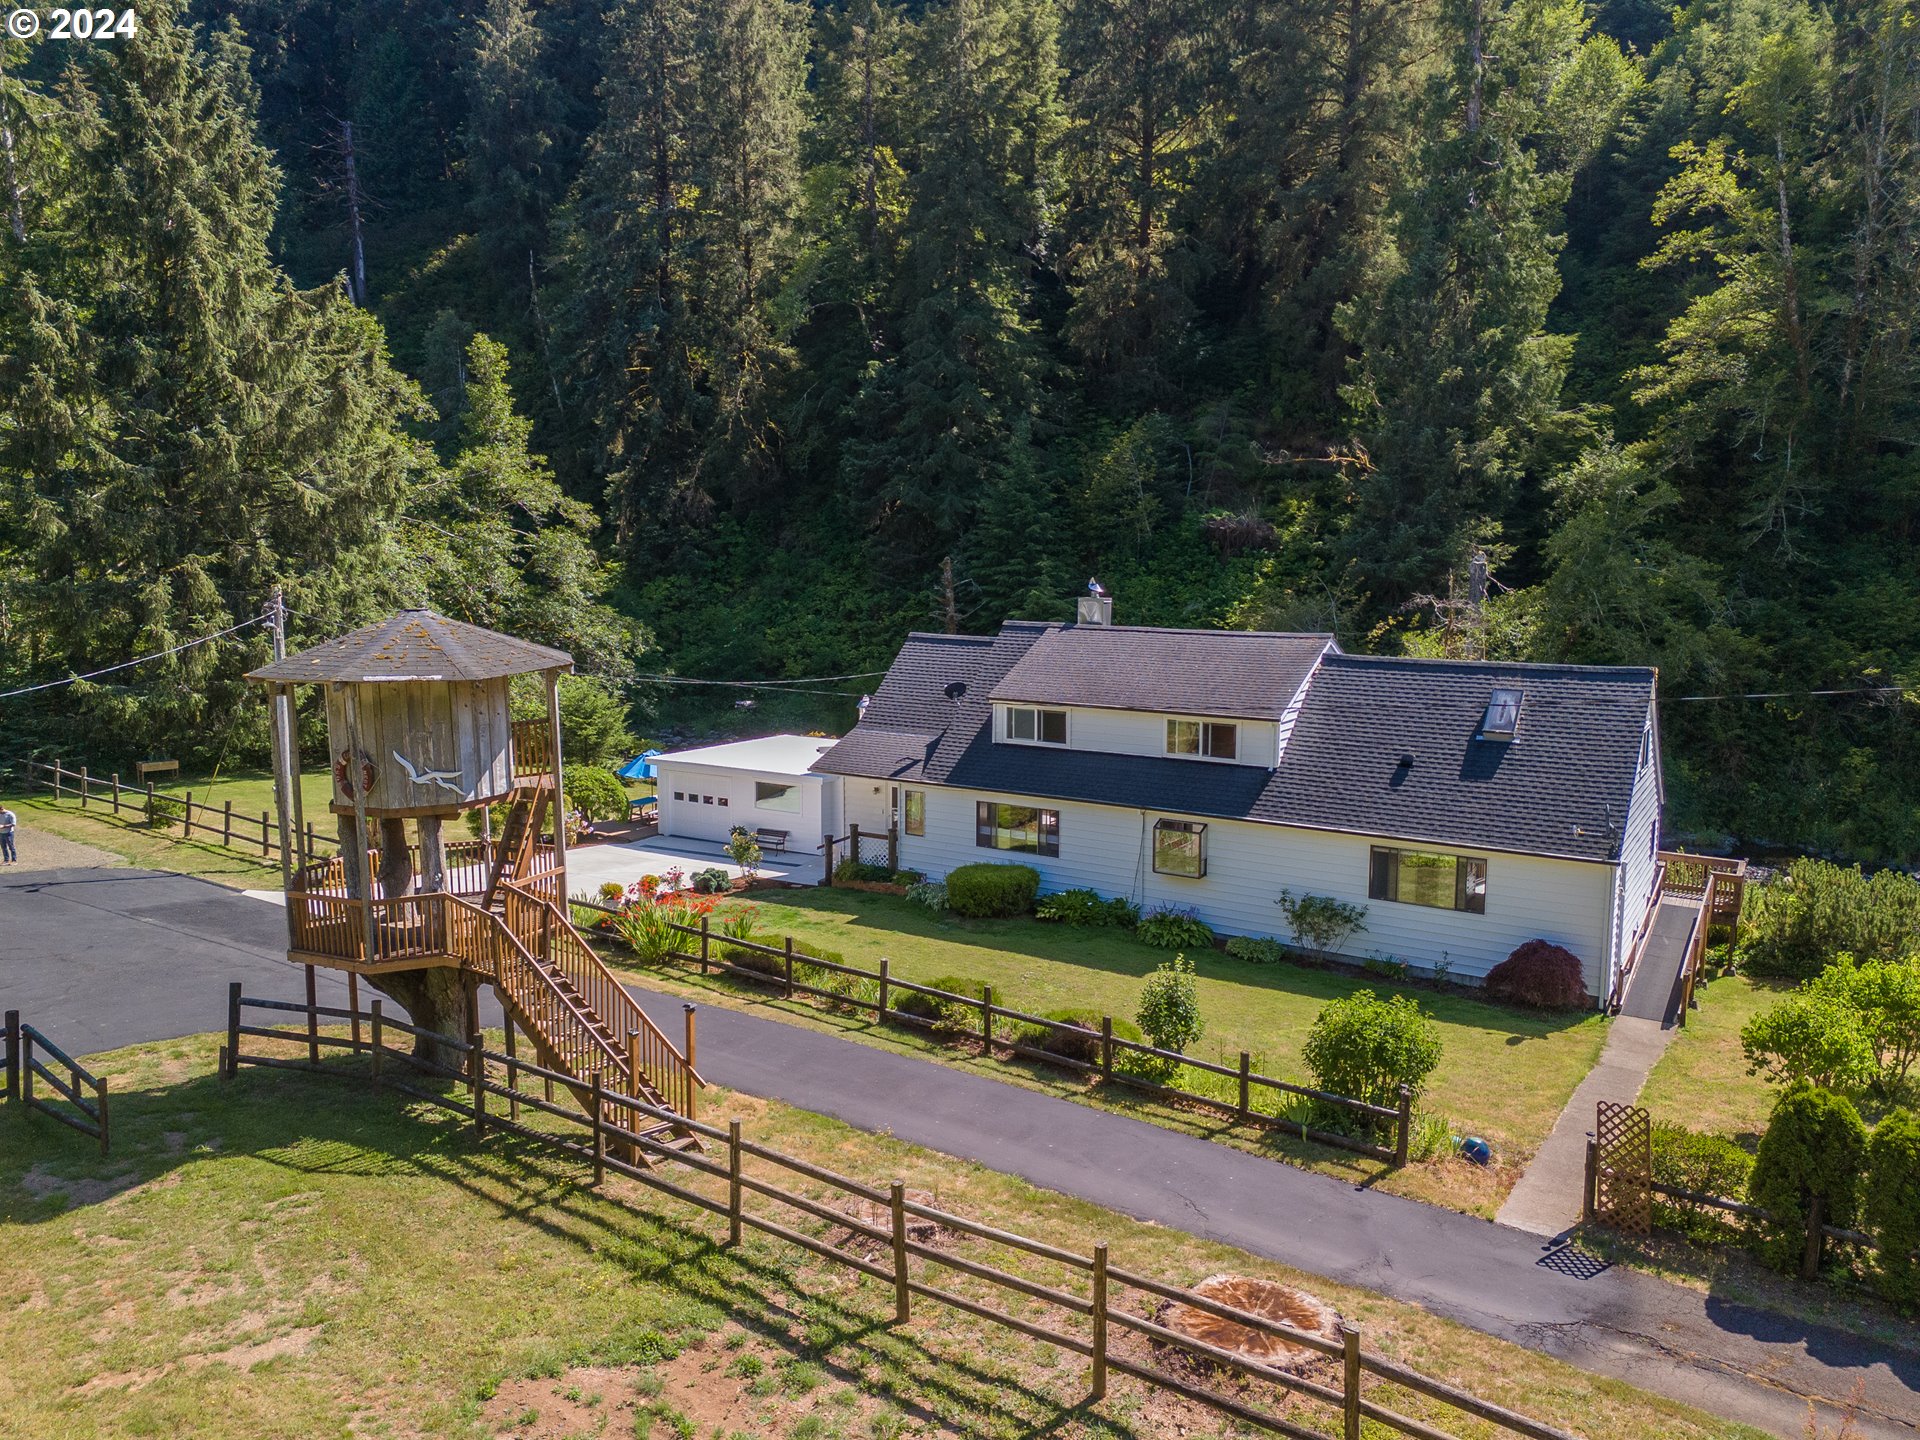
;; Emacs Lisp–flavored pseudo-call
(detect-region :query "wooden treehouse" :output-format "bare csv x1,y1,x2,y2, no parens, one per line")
246,609,702,1159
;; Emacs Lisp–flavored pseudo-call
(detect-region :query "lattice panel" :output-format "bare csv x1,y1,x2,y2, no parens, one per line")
1594,1100,1652,1236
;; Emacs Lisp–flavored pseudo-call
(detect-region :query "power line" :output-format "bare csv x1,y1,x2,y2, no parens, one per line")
0,615,269,701
632,672,887,691
1667,685,1907,703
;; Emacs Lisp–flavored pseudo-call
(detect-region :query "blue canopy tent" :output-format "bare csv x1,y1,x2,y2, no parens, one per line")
616,749,662,782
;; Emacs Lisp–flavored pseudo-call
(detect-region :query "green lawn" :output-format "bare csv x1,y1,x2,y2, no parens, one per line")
659,890,1608,1184
0,1032,1761,1440
1637,974,1785,1143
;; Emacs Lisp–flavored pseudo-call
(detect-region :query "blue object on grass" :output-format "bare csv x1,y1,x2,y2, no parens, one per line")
1459,1136,1492,1166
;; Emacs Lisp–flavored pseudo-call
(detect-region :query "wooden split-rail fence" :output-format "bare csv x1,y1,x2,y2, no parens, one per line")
20,758,338,867
3,1010,110,1154
223,986,1581,1440
578,899,1414,1166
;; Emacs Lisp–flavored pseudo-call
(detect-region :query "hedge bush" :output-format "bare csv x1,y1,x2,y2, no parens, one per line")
1747,1082,1868,1274
1302,990,1442,1113
889,973,988,1030
1009,1008,1143,1065
945,863,1040,918
1224,935,1288,965
1864,1108,1920,1311
1740,990,1876,1092
1742,860,1920,980
1650,1126,1756,1243
563,764,630,823
1035,888,1140,928
1484,940,1590,1009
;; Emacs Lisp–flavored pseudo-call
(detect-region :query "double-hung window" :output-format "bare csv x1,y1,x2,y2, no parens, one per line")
1368,847,1487,913
976,802,1059,857
1166,718,1238,760
1152,819,1207,877
1005,706,1068,744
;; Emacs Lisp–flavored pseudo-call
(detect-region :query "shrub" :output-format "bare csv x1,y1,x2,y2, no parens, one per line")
597,881,627,907
1863,1108,1920,1310
1740,991,1877,1092
945,863,1040,918
1302,991,1443,1111
1808,954,1920,1095
1747,1082,1868,1274
690,867,733,894
905,881,949,913
717,908,764,967
1650,1126,1756,1242
1010,1008,1142,1065
1742,859,1920,980
563,765,629,824
1275,891,1368,961
1224,935,1287,965
613,893,715,963
834,857,895,884
889,973,987,1030
1484,940,1590,1009
1035,888,1140,928
1136,954,1204,1053
1137,905,1213,950
1363,956,1410,982
146,793,185,830
727,827,763,874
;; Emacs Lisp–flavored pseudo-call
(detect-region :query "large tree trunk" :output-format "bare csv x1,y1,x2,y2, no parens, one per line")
366,967,478,1071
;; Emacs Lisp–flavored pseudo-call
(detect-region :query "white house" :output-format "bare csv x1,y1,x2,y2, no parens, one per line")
812,594,1664,1006
653,735,841,851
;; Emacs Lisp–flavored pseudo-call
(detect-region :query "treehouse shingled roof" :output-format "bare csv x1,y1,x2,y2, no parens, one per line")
245,608,572,684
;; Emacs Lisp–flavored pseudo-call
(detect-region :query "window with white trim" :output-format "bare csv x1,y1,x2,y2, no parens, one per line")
1153,819,1207,877
903,789,926,836
976,802,1059,856
1166,718,1238,760
754,781,801,813
1368,847,1486,913
1004,706,1068,744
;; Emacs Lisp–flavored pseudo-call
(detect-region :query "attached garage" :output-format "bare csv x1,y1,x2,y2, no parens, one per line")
653,735,842,851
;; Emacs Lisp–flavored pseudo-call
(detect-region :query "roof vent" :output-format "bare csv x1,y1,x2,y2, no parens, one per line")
1480,688,1523,740
1396,753,1415,769
1076,578,1113,627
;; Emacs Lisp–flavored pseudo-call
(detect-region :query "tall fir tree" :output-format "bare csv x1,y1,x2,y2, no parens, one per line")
462,0,570,278
0,4,431,757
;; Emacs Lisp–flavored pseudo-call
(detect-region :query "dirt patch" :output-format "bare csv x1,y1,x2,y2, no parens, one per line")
20,1164,140,1209
4,822,126,872
828,1186,961,1257
75,1323,323,1395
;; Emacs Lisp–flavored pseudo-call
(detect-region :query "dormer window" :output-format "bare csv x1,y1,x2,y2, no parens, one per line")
1480,688,1523,740
1167,718,1238,760
1005,706,1068,745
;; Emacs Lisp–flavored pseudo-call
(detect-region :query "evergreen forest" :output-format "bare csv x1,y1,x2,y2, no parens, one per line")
2,0,1918,861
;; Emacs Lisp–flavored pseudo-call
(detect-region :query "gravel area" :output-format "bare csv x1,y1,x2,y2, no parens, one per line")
4,822,126,873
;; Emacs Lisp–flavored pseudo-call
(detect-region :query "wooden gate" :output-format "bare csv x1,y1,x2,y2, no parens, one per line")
1590,1101,1652,1235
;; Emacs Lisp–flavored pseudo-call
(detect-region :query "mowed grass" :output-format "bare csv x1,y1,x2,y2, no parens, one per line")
0,790,284,889
614,889,1608,1203
1637,975,1785,1143
0,1031,1766,1440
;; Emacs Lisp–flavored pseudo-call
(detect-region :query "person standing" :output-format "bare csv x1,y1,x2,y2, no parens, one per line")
0,806,16,864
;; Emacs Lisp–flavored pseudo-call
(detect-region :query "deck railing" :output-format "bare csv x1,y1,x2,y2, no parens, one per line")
510,718,553,778
1656,850,1747,903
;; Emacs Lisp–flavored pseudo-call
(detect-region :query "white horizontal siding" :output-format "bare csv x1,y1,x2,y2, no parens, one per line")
1611,729,1663,983
901,785,1616,998
993,705,1280,766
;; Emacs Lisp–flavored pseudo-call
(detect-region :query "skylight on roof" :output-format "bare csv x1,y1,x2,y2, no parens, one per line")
1481,688,1523,739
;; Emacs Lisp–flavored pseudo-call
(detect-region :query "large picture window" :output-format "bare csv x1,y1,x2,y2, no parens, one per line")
904,789,926,836
976,802,1059,856
1166,719,1238,760
1368,847,1487,913
1153,819,1207,877
1005,706,1068,744
754,781,801,813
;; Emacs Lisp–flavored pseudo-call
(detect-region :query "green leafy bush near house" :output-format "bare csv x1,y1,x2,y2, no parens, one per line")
944,863,1041,918
1224,935,1288,965
1136,954,1204,1054
905,881,948,913
1036,888,1139,927
689,867,733,894
1747,1082,1868,1274
833,857,895,884
1650,1126,1756,1243
1302,991,1443,1114
1137,905,1213,950
888,973,988,1030
1740,990,1878,1093
1275,891,1368,962
1863,1108,1920,1310
1009,1008,1143,1065
1741,860,1920,980
563,765,629,824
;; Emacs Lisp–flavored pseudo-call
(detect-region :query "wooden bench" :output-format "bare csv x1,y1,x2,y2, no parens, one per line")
753,827,790,854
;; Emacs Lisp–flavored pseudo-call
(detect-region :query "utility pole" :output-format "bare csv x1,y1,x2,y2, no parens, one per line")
266,590,301,948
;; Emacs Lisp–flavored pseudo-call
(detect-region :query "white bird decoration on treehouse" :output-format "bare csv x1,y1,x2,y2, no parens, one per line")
391,750,465,794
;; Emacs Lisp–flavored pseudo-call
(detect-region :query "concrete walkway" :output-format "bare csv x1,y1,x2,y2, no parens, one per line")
1497,899,1699,1237
4,870,1914,1440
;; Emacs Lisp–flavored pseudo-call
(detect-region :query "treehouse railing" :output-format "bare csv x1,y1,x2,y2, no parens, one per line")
510,718,553,779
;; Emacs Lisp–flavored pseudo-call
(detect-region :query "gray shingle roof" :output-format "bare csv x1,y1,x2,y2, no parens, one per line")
247,609,573,684
990,625,1333,719
814,622,1656,862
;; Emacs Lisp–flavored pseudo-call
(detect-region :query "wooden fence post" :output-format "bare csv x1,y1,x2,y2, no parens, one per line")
981,985,994,1050
1801,1194,1825,1280
305,966,320,1066
727,1120,744,1246
112,772,121,812
890,1180,911,1323
626,1030,643,1159
1394,1084,1412,1167
590,1072,606,1186
226,982,242,1079
144,779,155,826
1090,1242,1109,1402
52,758,62,799
699,914,711,974
682,1003,697,1072
96,1077,110,1156
471,1026,487,1138
370,1001,384,1089
1237,1052,1251,1121
1101,1017,1113,1083
4,1010,18,1102
822,835,835,886
222,800,233,846
79,765,89,808
348,974,361,1050
887,825,899,872
183,790,194,838
1582,1136,1598,1224
1341,1322,1362,1440
261,810,271,857
849,823,862,870
503,1019,519,1122
878,958,890,1019
783,937,796,1000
